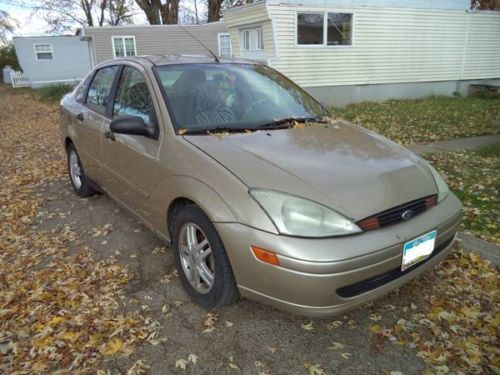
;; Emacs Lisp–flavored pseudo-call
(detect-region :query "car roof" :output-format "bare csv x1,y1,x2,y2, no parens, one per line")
110,54,260,67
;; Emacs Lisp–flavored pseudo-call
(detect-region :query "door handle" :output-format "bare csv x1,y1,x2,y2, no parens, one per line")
76,113,84,121
105,130,115,141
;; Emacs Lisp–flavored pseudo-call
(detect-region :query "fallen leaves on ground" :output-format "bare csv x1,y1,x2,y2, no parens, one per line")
333,96,500,146
304,362,325,375
175,358,189,370
391,249,499,373
424,146,499,244
301,321,314,331
201,312,219,333
0,85,159,373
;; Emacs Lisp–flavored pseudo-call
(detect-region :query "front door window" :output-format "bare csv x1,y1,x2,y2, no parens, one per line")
113,66,153,125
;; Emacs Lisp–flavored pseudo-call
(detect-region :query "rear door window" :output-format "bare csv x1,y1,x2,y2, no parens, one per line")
86,66,118,115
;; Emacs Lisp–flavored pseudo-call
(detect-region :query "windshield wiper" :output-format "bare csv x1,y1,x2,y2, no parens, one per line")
179,126,248,135
256,117,323,130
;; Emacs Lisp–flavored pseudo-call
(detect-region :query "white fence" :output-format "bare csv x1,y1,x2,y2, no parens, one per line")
10,71,31,88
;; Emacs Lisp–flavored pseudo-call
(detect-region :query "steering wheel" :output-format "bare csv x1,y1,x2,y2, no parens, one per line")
244,98,270,117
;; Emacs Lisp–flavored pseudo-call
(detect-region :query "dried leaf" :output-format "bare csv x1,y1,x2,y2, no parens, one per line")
304,362,325,375
301,321,314,331
175,358,188,370
188,353,199,365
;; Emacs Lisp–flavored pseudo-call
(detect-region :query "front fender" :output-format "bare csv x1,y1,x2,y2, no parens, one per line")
151,175,237,240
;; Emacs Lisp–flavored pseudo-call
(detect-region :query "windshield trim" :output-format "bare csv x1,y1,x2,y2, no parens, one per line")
152,63,331,135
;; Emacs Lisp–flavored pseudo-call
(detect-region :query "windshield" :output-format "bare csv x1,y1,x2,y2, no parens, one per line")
154,63,328,133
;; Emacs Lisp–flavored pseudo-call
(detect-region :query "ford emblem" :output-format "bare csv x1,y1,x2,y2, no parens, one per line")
402,209,414,220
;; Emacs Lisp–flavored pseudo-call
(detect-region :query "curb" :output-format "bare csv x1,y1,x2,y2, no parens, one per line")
456,232,500,267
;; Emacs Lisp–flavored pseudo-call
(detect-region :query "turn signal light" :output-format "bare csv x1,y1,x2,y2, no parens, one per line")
356,216,380,231
425,195,438,209
251,246,280,266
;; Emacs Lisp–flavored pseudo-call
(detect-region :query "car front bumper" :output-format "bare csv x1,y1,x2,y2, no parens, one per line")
215,193,462,317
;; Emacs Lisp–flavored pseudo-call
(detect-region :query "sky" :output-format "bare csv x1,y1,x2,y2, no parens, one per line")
0,1,206,39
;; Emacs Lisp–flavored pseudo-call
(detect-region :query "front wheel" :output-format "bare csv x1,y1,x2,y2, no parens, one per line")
67,143,96,197
172,205,239,309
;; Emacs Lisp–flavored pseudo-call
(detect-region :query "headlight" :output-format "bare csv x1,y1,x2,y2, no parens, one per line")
423,160,449,203
250,189,362,237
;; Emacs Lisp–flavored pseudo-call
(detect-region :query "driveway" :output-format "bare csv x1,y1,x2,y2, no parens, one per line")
37,177,427,374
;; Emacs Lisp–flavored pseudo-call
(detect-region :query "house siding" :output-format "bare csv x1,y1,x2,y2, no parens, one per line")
13,36,92,88
267,4,500,88
84,22,228,65
224,2,275,61
225,2,500,90
462,12,500,80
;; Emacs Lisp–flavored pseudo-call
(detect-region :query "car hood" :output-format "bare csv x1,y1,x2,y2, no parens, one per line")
185,121,437,220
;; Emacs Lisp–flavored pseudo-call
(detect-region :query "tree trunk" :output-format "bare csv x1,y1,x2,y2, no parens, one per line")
98,0,107,27
207,0,223,22
135,0,161,24
160,0,180,24
194,0,199,24
135,0,180,25
80,0,95,26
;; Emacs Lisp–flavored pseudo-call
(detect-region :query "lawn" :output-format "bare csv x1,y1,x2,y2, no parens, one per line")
332,96,500,146
425,145,500,245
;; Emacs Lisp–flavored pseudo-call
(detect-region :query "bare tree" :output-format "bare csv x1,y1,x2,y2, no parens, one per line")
471,0,500,9
0,10,17,44
206,0,254,22
6,0,133,32
134,0,180,24
194,0,199,24
109,0,134,25
223,0,253,9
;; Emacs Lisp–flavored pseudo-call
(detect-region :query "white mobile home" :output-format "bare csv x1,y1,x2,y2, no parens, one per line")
13,36,92,88
224,0,500,105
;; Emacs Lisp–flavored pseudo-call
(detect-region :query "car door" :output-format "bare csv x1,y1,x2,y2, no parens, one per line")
100,63,162,219
75,65,119,180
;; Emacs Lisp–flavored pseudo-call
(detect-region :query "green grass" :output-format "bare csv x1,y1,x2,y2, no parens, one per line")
424,144,500,244
332,96,500,146
33,84,74,103
1,83,73,103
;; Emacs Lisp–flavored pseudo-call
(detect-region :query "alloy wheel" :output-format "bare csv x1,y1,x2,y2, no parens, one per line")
69,150,82,189
178,222,215,294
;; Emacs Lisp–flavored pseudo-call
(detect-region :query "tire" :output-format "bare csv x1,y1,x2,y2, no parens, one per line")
172,205,240,309
66,143,97,197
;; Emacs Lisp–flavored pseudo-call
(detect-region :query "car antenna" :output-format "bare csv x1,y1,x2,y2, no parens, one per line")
177,23,220,63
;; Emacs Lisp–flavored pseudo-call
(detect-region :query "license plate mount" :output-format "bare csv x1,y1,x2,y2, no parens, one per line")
401,230,437,271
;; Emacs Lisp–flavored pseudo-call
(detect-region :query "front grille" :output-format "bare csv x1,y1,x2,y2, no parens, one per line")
357,195,437,231
336,236,454,298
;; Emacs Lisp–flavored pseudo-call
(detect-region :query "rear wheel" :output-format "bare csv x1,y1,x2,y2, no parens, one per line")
172,205,239,309
67,143,96,197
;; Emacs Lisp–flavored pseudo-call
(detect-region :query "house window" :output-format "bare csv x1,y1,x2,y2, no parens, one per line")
297,13,324,45
112,36,136,58
34,44,53,60
297,12,353,46
240,27,263,51
218,33,232,58
327,13,352,45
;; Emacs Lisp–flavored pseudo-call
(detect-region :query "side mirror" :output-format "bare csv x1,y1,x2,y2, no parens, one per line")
110,116,154,138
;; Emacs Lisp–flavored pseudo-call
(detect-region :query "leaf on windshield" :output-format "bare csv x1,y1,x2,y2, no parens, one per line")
177,128,188,135
321,115,342,124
